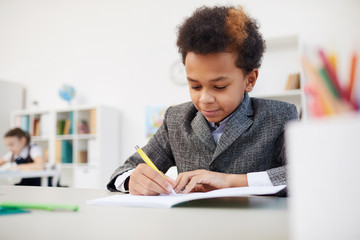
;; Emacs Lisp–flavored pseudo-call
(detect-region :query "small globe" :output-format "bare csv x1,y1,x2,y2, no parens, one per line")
59,85,75,103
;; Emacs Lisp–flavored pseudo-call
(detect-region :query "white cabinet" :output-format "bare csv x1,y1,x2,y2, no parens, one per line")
73,166,100,189
11,105,120,189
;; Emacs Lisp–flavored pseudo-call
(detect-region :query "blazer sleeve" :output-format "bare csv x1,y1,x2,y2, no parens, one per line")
266,104,298,187
107,107,176,192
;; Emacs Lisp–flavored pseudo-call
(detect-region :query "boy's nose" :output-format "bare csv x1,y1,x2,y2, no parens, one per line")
199,91,215,104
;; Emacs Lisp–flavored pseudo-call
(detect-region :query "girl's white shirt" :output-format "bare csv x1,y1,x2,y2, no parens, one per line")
2,143,43,162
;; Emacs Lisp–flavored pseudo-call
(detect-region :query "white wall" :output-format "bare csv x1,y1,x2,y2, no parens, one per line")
0,81,24,155
0,0,359,165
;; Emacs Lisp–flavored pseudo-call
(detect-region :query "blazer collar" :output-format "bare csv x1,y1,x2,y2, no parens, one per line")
191,110,217,153
190,93,254,157
212,92,254,160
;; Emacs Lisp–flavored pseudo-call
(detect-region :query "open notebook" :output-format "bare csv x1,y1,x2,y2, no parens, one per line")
87,185,286,208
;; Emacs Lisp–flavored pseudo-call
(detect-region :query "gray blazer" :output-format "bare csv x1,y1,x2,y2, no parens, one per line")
107,93,298,193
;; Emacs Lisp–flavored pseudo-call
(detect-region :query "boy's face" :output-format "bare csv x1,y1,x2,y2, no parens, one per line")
185,52,257,125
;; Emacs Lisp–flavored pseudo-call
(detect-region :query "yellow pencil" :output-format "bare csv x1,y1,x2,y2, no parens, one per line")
135,145,176,194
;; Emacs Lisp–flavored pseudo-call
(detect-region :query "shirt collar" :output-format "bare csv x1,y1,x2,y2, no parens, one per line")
208,112,234,130
13,145,30,159
207,92,251,130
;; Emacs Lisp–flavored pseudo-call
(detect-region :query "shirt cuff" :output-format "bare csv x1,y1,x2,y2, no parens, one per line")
114,169,134,192
247,171,273,187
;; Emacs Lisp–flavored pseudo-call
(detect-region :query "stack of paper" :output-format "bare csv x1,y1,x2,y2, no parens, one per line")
87,185,286,208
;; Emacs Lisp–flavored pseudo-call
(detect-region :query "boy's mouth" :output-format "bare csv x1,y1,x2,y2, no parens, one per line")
202,109,219,117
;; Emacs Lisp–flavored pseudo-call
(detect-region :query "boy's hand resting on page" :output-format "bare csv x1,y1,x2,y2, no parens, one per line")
129,163,175,195
174,169,248,194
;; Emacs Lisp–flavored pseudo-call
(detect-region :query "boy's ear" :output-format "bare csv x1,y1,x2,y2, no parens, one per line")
245,69,258,92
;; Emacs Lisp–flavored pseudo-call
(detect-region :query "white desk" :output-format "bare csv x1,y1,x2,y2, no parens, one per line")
0,170,58,186
0,186,288,240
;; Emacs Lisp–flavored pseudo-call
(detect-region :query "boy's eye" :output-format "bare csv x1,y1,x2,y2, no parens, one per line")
214,85,227,90
191,86,201,90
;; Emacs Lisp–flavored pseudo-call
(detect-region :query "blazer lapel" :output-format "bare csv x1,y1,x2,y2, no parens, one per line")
212,93,254,160
191,111,216,153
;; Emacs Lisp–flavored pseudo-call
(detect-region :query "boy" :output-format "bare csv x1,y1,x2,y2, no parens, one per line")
107,5,298,195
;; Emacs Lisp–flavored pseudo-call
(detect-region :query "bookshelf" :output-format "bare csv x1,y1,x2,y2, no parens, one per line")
11,105,120,189
251,35,305,116
11,110,52,163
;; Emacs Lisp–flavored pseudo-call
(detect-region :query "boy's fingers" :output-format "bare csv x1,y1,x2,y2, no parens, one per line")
165,175,176,187
133,164,172,194
130,170,168,195
130,178,158,196
182,176,202,194
141,167,173,193
174,171,201,193
137,171,170,194
175,170,201,185
174,174,192,193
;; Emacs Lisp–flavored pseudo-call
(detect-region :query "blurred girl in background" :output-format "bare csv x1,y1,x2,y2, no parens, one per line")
0,127,44,186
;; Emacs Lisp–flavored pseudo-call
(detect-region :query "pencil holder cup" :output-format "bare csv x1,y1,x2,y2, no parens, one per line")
286,114,360,240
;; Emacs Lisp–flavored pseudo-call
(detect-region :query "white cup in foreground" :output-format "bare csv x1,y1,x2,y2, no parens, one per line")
286,114,360,240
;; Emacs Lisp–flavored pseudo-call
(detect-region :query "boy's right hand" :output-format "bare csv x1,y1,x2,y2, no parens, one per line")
128,163,175,195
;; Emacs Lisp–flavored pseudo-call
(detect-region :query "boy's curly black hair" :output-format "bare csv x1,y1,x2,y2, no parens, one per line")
176,6,265,74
